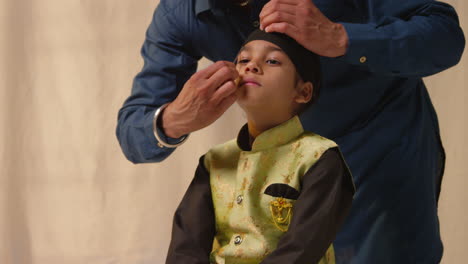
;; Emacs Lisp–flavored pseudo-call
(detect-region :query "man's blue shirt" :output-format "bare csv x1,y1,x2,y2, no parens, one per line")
116,0,465,263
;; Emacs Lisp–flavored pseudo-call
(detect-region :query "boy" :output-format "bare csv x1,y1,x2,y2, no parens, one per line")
165,29,355,264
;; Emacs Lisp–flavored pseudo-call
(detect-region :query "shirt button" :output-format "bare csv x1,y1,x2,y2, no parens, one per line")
236,195,243,204
252,20,260,28
157,142,164,148
234,235,243,245
359,56,367,63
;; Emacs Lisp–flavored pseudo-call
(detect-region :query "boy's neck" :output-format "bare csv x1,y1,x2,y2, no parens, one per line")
247,120,263,142
247,114,295,143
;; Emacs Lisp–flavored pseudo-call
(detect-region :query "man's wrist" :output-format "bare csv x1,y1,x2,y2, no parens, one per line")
160,103,186,139
153,103,189,148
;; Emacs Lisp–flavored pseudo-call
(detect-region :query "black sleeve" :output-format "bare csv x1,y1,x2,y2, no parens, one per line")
165,156,215,264
261,147,355,264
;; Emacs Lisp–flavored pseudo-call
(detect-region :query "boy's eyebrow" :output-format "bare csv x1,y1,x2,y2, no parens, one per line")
238,45,284,54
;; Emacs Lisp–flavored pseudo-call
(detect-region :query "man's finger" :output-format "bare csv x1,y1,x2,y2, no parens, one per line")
196,61,235,80
216,91,238,112
265,22,299,39
211,80,237,105
274,0,302,4
264,0,300,7
260,11,296,31
260,2,296,23
206,66,238,93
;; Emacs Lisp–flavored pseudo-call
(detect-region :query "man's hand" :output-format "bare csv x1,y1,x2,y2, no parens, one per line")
259,0,349,58
161,61,239,138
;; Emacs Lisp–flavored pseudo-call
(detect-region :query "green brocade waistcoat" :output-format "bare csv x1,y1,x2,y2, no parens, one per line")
204,116,337,264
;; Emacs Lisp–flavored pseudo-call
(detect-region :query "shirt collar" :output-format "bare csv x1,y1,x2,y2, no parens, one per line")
195,0,226,17
237,116,305,152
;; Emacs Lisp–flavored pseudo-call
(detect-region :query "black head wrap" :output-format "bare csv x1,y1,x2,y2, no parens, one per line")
241,29,322,101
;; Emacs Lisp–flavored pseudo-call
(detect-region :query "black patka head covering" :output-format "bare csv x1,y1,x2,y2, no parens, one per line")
241,29,322,101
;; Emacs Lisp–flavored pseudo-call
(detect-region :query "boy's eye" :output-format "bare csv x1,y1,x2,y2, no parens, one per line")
266,59,280,65
238,59,249,64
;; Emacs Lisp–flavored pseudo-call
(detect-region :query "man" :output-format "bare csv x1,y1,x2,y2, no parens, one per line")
116,0,465,263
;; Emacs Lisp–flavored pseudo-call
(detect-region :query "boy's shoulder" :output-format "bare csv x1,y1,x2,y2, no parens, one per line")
206,138,240,156
290,131,340,164
297,131,338,151
203,139,241,172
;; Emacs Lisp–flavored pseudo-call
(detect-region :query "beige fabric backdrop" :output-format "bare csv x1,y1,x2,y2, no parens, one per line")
0,0,465,263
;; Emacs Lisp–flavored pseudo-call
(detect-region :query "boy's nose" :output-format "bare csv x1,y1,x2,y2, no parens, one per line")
245,62,261,74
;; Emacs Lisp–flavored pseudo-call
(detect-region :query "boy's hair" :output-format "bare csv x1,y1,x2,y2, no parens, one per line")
241,29,322,109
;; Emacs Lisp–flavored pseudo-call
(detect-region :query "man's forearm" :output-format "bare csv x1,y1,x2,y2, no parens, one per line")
337,1,465,77
116,106,177,163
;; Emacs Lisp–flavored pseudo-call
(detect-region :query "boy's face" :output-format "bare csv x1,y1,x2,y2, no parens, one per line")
235,40,309,119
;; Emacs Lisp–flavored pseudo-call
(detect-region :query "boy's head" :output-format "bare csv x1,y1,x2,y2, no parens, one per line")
235,29,321,120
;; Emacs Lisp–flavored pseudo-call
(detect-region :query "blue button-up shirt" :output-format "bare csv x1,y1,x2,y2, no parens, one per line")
116,0,465,263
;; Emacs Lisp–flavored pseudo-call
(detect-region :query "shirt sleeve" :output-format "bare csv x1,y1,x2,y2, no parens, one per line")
116,2,201,164
260,147,355,264
166,155,215,264
337,0,465,77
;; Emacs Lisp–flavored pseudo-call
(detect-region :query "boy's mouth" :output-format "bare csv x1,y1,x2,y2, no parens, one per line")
239,77,261,87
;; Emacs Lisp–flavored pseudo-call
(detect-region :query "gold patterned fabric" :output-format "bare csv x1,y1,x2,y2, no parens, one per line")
204,116,338,264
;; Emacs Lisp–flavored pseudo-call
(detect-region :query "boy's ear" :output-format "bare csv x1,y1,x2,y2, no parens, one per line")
295,81,313,104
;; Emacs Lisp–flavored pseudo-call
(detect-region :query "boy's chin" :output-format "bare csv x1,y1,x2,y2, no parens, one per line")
237,101,269,115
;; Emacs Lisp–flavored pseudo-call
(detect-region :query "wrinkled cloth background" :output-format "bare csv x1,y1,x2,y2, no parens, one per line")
0,0,466,263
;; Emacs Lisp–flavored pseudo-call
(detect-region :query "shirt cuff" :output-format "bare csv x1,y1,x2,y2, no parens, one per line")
337,22,386,69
